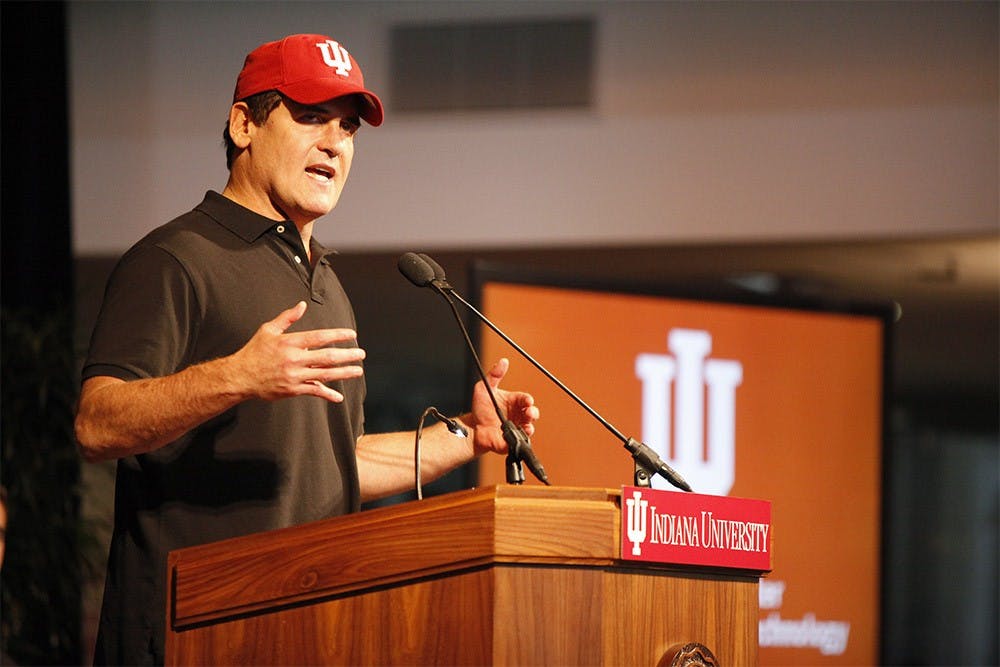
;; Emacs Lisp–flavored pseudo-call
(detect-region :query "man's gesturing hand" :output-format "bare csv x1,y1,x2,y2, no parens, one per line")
468,358,540,456
232,301,365,403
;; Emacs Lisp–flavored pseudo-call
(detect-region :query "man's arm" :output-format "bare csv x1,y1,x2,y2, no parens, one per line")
355,422,473,503
75,301,365,462
356,358,539,502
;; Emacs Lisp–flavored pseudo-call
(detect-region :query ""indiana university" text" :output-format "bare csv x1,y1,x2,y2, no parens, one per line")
648,508,770,553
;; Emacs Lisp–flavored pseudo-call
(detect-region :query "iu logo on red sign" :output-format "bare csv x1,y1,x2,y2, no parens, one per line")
635,329,743,496
625,490,649,555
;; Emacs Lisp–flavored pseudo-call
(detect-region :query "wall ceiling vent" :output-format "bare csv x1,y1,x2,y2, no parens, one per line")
390,18,594,113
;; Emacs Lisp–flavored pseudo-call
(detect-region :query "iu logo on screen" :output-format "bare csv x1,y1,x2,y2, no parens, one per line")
635,328,743,496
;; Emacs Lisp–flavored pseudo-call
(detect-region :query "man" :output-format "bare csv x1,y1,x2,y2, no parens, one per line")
75,34,539,666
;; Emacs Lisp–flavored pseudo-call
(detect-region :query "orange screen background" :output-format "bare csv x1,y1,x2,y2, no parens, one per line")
477,282,884,665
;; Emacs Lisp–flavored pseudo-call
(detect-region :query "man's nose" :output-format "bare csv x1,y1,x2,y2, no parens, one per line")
319,121,352,155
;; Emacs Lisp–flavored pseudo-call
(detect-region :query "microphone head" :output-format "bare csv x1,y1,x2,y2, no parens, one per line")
418,253,447,281
398,252,436,287
418,253,453,290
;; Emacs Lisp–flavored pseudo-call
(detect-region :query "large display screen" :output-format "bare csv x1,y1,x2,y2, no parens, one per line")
473,267,889,665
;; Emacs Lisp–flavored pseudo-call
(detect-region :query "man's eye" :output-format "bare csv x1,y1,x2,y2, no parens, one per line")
295,111,324,124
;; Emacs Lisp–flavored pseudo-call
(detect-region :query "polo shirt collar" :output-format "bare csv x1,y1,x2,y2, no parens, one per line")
197,190,284,243
196,191,338,261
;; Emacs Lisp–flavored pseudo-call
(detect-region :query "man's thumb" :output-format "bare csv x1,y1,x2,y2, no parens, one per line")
271,301,307,333
487,357,510,387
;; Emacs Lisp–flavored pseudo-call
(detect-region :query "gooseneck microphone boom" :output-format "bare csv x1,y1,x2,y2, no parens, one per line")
398,252,692,492
398,252,549,486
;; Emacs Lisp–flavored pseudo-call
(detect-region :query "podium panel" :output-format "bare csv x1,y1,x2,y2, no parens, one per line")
166,486,761,665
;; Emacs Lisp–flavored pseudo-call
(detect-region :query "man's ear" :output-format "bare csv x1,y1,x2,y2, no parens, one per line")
228,102,253,149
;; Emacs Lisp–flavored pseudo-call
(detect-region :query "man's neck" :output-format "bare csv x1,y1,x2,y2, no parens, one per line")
298,222,315,264
220,182,314,261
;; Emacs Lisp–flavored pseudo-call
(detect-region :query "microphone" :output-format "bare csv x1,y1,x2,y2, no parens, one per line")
399,252,693,493
414,406,468,501
417,253,453,290
398,252,550,486
398,251,436,287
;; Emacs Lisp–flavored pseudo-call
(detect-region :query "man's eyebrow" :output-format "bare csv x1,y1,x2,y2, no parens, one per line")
295,102,361,125
295,103,332,115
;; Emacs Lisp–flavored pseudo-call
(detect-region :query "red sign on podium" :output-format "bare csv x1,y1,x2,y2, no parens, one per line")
621,486,772,572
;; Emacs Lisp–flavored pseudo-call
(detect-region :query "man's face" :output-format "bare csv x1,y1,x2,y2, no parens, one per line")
243,96,361,225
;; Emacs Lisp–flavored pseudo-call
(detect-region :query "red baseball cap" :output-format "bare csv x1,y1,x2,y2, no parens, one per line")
233,34,384,126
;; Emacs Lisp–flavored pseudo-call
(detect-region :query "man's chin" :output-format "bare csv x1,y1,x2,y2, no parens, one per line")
294,200,340,223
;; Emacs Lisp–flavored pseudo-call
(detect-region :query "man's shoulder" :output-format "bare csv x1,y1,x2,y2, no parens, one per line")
136,191,271,253
131,193,231,252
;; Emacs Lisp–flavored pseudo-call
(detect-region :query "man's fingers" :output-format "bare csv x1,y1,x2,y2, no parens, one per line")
305,380,346,403
305,362,365,383
269,301,308,333
288,327,360,350
300,346,366,368
486,358,510,387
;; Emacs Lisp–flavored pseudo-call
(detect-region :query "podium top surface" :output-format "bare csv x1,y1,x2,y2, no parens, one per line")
168,486,625,628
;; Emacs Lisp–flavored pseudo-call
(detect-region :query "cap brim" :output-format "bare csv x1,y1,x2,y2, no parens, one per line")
279,81,384,126
357,93,384,127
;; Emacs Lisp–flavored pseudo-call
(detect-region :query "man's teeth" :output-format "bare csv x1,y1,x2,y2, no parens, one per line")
308,167,332,180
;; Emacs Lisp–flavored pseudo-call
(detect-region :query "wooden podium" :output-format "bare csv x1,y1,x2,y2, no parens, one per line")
166,485,763,665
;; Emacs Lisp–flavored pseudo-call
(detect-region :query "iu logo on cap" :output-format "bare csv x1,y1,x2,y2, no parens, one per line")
315,40,352,77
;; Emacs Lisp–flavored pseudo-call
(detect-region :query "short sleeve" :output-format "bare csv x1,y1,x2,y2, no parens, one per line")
82,243,200,382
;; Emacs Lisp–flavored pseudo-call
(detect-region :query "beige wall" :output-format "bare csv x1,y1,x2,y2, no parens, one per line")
69,1,997,254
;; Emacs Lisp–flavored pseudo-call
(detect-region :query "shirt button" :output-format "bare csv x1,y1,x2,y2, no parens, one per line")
294,255,302,264
276,225,285,233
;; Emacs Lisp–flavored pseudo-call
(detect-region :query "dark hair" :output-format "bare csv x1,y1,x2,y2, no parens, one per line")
222,90,284,169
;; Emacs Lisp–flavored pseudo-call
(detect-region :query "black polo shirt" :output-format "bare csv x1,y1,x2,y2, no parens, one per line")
84,191,365,666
